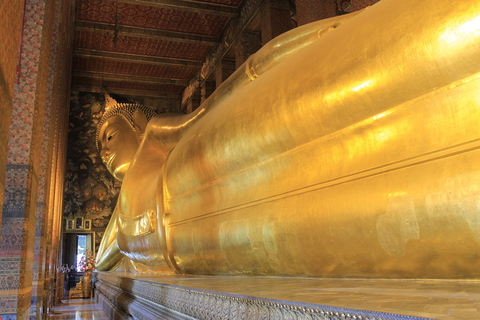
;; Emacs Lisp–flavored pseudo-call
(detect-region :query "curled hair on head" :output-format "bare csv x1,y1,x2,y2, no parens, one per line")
96,103,158,150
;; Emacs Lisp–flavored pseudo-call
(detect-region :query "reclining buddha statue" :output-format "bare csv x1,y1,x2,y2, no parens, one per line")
96,0,480,278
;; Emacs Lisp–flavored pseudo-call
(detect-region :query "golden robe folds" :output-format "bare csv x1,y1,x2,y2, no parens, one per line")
96,0,480,278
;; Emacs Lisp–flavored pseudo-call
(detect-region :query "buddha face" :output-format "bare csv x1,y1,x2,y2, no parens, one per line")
98,115,140,181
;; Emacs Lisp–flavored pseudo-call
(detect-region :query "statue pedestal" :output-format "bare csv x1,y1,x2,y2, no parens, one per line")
93,272,480,319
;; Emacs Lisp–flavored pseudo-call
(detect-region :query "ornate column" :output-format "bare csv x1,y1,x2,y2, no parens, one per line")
235,30,262,69
215,58,235,89
296,0,337,26
0,0,25,229
181,0,264,110
350,0,381,11
200,81,216,105
260,0,293,45
0,0,50,317
184,88,201,113
34,0,73,316
0,0,72,318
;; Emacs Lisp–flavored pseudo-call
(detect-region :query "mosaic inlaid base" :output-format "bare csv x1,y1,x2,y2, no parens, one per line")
93,273,480,319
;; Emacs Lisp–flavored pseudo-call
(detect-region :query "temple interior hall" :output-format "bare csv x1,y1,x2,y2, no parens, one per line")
2,0,480,319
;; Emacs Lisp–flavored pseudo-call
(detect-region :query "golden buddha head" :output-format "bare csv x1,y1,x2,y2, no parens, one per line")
96,102,157,181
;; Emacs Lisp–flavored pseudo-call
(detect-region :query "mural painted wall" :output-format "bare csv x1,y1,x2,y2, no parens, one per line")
64,92,120,253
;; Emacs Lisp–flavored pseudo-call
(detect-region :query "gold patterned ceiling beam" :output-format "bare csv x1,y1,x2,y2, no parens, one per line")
75,21,218,45
74,49,202,68
71,85,180,99
117,0,237,17
73,71,190,86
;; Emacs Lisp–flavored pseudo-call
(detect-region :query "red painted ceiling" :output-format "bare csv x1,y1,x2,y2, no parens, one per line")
75,30,211,60
77,0,229,36
72,0,242,101
73,56,197,79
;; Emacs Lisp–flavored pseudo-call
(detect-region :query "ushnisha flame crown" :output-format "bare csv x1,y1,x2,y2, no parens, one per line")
96,93,158,149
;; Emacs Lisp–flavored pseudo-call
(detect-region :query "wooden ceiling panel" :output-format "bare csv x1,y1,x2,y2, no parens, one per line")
73,56,197,80
77,0,230,36
72,76,185,94
194,0,243,6
75,30,211,60
72,0,246,105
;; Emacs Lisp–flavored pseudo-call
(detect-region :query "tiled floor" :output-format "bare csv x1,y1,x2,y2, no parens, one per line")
48,298,110,320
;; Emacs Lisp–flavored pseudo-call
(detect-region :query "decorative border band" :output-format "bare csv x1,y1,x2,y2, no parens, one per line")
94,273,432,320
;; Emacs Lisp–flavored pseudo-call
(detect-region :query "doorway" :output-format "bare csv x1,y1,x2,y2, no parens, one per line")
62,232,95,270
62,232,95,291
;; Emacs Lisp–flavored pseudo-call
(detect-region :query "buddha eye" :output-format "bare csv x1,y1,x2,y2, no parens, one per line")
106,131,116,142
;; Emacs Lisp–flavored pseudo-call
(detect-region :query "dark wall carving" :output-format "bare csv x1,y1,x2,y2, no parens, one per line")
64,92,121,253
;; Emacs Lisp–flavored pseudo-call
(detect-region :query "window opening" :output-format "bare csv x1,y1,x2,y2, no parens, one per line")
76,234,87,272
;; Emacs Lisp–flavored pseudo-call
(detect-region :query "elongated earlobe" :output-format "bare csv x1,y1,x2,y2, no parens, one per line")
132,110,148,135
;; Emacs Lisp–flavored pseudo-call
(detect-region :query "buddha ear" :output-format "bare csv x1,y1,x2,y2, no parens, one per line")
132,110,148,135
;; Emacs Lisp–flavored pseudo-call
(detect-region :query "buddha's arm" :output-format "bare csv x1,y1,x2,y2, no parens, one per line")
96,207,123,271
144,11,361,153
242,10,362,81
